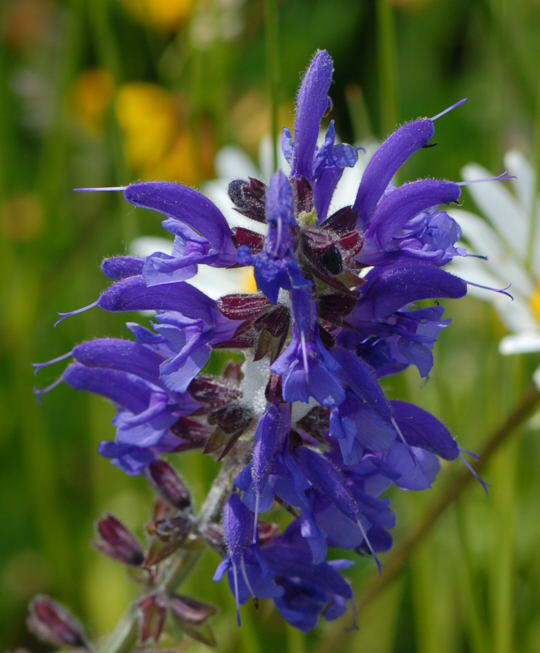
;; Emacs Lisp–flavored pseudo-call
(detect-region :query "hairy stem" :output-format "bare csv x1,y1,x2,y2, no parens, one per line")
98,441,252,652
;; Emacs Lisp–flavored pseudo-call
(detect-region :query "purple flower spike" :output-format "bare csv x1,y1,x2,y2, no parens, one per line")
37,50,502,634
292,50,334,181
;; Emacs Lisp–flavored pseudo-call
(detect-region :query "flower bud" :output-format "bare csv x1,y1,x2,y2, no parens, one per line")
228,177,266,222
188,375,240,408
27,595,88,648
231,226,265,252
139,594,167,645
218,293,270,321
169,593,217,625
146,460,191,510
95,514,144,566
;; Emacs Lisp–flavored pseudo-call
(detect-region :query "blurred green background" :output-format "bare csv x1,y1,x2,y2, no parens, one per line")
1,0,539,650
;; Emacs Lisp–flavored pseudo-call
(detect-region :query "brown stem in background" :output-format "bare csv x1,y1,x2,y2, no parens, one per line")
357,385,540,610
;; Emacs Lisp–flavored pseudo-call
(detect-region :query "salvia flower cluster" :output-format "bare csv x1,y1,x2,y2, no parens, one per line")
33,50,504,642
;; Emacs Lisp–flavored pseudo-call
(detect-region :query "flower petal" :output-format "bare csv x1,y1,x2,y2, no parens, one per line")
353,119,435,226
461,163,528,258
352,262,467,320
292,50,334,180
125,182,237,265
499,332,540,355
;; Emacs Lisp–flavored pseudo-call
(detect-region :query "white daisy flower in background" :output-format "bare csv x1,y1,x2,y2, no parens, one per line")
448,150,540,387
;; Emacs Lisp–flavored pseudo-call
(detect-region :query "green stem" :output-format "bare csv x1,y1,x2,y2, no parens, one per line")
455,502,488,653
286,623,307,653
88,0,135,245
265,0,280,172
376,0,398,136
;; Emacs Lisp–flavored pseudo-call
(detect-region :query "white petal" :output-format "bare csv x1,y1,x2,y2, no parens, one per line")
504,150,534,214
328,141,379,214
258,135,290,182
447,258,537,332
130,236,173,257
450,208,534,297
499,332,540,355
214,145,258,179
447,257,510,298
187,265,250,299
493,295,538,333
462,163,528,257
504,151,540,277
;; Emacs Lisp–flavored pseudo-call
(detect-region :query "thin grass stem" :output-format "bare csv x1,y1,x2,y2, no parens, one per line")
376,0,398,136
265,0,280,172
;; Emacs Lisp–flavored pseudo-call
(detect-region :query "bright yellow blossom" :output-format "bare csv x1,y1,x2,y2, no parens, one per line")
122,0,195,31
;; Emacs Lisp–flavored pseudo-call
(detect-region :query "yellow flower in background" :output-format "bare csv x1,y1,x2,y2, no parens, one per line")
115,82,215,183
115,83,177,171
122,0,195,31
72,69,114,135
71,74,214,182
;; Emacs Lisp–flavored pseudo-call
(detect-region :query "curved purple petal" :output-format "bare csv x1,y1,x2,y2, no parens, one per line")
97,276,216,321
124,182,237,265
101,256,144,280
292,50,334,180
352,262,467,320
98,441,156,475
63,363,150,413
390,400,459,460
353,119,435,226
365,179,461,247
72,338,163,382
332,347,392,420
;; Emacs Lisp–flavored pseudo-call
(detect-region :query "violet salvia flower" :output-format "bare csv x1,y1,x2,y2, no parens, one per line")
34,49,507,636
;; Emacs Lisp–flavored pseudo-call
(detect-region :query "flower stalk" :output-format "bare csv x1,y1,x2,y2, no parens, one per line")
99,438,253,652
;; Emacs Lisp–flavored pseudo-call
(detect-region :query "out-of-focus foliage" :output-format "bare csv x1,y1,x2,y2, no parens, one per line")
0,0,539,651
